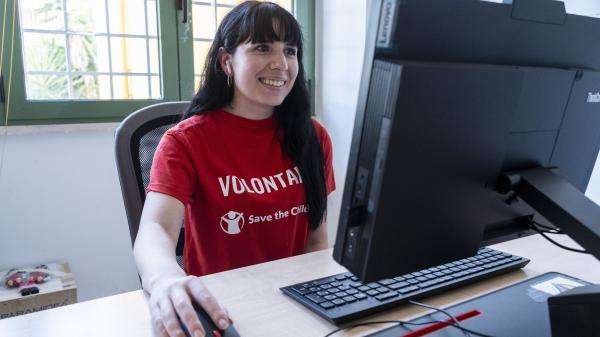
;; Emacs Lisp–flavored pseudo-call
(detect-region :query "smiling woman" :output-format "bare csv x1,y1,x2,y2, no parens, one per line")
133,2,333,337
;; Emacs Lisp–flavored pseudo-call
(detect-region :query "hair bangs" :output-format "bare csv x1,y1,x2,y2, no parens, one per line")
237,3,302,47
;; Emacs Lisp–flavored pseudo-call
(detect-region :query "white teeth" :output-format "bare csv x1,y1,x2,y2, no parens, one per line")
260,78,285,87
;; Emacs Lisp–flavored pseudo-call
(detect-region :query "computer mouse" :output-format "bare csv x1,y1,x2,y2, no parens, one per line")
179,307,241,337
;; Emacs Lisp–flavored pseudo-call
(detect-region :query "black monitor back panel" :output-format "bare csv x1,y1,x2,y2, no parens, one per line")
378,0,600,70
335,60,599,282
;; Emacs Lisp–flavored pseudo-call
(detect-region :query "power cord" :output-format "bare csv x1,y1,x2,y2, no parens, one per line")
528,219,588,254
529,219,561,234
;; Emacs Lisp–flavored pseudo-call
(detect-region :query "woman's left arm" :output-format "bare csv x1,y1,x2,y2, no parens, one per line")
305,218,329,253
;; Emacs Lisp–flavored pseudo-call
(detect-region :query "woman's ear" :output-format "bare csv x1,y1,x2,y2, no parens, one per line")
218,47,233,75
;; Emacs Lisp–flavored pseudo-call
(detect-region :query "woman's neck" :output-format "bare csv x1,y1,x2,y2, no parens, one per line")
224,95,274,120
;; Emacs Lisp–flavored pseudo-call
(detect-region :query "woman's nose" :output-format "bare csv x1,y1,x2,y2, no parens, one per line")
269,51,288,71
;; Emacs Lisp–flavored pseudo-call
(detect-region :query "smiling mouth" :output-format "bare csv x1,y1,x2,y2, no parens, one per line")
259,78,286,88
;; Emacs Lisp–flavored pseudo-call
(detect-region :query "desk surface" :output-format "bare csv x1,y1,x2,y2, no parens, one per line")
1,235,599,337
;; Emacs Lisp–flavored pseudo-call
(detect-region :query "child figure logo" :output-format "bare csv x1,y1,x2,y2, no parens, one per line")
220,211,245,234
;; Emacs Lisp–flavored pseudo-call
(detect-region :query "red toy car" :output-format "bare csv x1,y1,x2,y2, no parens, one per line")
30,265,49,284
5,269,27,288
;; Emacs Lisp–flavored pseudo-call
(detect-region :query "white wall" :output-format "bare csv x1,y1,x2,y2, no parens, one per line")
316,0,600,245
314,0,367,244
0,124,140,301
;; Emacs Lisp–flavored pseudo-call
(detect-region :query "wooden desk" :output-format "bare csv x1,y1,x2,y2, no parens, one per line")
1,235,599,337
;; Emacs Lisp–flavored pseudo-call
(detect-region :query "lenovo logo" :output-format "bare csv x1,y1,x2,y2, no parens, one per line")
587,92,600,103
376,0,397,48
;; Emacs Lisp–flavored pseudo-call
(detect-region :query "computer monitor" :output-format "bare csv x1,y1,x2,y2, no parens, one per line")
333,0,600,283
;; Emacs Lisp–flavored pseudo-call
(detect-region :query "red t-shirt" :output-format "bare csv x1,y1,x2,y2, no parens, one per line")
147,109,335,276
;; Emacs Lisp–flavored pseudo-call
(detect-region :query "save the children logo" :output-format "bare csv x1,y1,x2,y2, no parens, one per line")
220,211,245,234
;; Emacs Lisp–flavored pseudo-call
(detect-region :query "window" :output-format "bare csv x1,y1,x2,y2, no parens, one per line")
0,0,313,125
19,0,161,100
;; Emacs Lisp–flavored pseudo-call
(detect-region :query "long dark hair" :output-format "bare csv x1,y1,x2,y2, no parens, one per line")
182,1,326,231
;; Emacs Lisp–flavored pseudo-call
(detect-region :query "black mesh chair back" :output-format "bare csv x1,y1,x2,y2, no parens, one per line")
115,102,189,267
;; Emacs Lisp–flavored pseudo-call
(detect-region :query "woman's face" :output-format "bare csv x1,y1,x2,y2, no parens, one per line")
224,40,299,114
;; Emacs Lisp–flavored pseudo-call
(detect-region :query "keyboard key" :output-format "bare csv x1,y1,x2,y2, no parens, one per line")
335,291,349,297
343,296,357,302
324,295,337,301
416,276,428,282
366,282,380,289
411,271,423,277
397,286,419,294
317,291,329,296
306,294,326,304
355,293,368,300
388,281,409,290
349,282,363,288
393,276,407,282
335,275,348,281
315,278,334,285
366,289,380,296
320,301,335,309
378,279,396,286
376,287,389,293
375,291,399,301
332,299,346,306
346,289,359,295
292,287,312,295
309,287,321,292
338,285,350,291
358,286,371,292
330,282,342,287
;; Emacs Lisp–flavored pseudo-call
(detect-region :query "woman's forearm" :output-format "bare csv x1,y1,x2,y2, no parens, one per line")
133,221,185,294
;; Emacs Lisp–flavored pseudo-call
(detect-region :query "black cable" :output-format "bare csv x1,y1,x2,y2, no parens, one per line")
528,221,588,253
530,220,562,234
323,308,501,337
408,299,470,337
322,319,438,337
322,317,498,337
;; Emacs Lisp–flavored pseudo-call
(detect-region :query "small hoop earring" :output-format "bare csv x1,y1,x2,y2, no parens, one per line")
227,74,232,88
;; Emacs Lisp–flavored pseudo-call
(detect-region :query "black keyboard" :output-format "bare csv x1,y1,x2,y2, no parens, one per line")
280,248,529,324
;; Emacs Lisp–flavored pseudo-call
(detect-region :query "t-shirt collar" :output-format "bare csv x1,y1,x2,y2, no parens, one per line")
215,109,277,130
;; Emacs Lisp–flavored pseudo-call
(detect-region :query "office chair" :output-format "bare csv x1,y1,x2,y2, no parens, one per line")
115,101,189,268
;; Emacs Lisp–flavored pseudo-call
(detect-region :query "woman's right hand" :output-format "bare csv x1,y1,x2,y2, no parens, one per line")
148,274,231,337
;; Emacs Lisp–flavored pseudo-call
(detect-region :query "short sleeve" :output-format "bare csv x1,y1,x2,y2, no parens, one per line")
313,120,336,195
146,131,196,205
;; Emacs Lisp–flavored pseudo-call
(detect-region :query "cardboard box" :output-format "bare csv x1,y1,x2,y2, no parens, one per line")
0,262,77,319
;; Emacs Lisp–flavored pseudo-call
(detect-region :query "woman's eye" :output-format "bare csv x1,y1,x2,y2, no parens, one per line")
285,48,297,56
256,44,269,52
